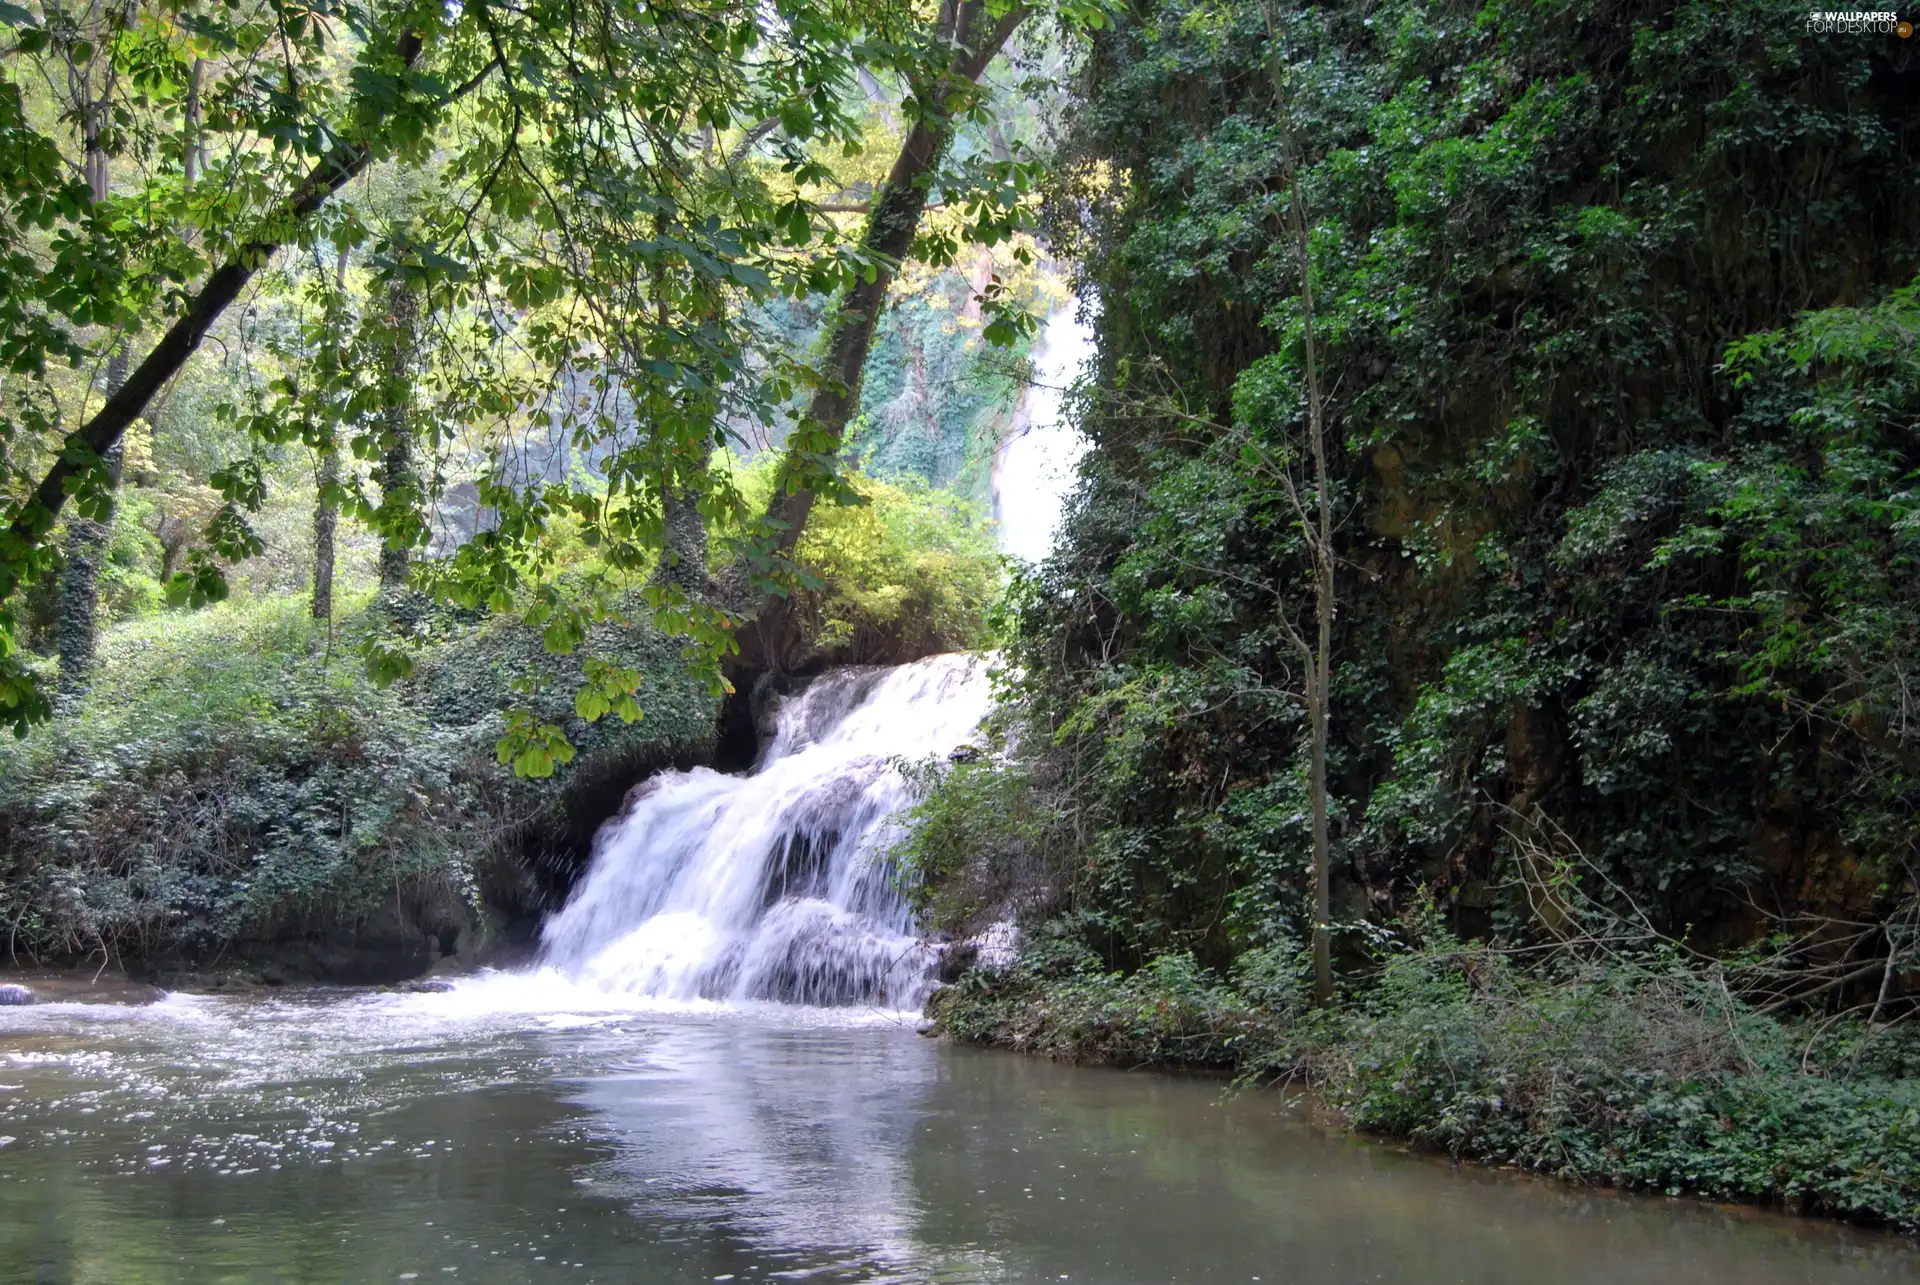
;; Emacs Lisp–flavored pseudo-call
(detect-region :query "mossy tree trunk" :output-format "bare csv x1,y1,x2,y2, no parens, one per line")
312,445,340,622
656,482,710,595
57,86,126,703
376,277,422,592
55,349,128,701
645,238,713,599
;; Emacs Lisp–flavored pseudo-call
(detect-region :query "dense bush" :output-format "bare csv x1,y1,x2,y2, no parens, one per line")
721,456,1005,662
0,592,716,971
891,744,1061,933
1328,941,1920,1229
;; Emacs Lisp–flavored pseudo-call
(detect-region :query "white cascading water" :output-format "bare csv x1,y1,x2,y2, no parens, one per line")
993,303,1095,565
538,655,994,1010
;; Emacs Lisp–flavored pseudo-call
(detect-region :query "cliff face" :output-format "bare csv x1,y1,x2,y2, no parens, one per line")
1007,0,1920,970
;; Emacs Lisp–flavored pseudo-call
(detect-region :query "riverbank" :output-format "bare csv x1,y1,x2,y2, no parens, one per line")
927,928,1920,1238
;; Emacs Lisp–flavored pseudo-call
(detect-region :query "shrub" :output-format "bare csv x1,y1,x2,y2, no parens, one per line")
933,925,1920,1233
1324,940,1920,1232
721,456,1004,661
0,590,715,969
890,750,1058,935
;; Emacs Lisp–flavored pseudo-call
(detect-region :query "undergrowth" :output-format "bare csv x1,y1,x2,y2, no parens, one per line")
0,591,715,968
931,918,1920,1234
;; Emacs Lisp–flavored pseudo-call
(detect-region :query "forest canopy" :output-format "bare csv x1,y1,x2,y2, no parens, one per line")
0,0,1089,747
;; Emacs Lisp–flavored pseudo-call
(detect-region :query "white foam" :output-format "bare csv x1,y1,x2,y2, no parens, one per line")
533,655,992,1010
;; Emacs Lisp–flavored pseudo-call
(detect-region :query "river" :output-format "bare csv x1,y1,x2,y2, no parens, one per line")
4,445,1913,1281
1,988,1912,1283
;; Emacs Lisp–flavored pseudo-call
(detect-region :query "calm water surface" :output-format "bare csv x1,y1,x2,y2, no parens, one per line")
0,979,1912,1283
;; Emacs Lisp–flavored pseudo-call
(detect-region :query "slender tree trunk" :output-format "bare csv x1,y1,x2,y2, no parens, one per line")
744,0,1025,670
1293,174,1335,1007
1261,15,1337,1005
183,58,205,187
377,277,422,591
314,243,348,623
56,119,124,703
312,446,339,622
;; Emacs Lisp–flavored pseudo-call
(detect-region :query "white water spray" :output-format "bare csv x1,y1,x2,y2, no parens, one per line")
538,655,993,1009
993,304,1094,564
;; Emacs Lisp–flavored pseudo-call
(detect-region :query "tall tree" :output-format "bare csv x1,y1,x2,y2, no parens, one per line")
1264,18,1335,1003
374,275,423,591
744,0,1028,670
763,0,1028,558
1282,170,1334,1007
51,0,133,698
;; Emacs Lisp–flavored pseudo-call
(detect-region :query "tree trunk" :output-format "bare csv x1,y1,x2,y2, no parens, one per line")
184,58,205,186
744,0,1025,671
376,278,422,591
1261,22,1338,1005
312,445,339,622
314,244,348,622
1294,176,1335,1008
656,481,709,595
54,364,125,699
645,231,712,598
56,95,126,702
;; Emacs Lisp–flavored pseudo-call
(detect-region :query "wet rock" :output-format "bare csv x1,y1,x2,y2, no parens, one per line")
0,983,35,1006
403,978,456,994
935,942,979,984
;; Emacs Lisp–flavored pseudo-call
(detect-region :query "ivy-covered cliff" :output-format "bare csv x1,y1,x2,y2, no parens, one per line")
912,0,1920,1230
976,0,1920,964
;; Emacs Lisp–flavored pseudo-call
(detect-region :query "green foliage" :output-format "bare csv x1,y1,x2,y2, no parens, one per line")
846,279,1028,504
918,5,1920,1233
496,710,578,780
890,749,1057,931
998,0,1920,972
1327,940,1920,1232
0,0,1111,738
723,455,1004,660
0,590,715,963
929,919,1302,1068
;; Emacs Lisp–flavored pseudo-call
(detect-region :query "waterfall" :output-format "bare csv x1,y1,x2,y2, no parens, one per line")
992,304,1094,564
538,654,993,1010
537,302,1093,1011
